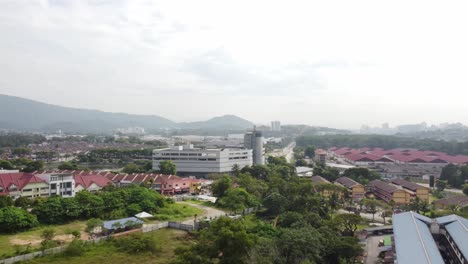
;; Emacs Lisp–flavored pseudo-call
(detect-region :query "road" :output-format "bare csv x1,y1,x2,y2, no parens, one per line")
365,235,385,264
178,201,226,225
283,142,296,162
267,141,296,163
337,209,388,224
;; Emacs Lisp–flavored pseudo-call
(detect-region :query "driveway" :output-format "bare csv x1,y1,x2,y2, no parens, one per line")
365,235,385,264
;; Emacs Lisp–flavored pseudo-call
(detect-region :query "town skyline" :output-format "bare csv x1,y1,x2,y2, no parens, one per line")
2,1,468,129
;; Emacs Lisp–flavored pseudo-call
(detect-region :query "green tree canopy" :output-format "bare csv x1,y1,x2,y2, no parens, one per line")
0,207,39,233
158,160,176,175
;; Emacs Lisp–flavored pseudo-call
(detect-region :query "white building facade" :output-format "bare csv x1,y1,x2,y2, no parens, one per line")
37,173,76,197
271,121,281,131
153,145,253,175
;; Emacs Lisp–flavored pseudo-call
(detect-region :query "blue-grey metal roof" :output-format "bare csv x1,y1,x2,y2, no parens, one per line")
393,212,444,264
437,214,468,261
103,217,144,230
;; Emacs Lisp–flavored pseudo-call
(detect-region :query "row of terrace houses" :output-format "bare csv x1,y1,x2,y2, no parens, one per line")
310,175,429,205
1,169,210,199
0,171,112,199
35,170,211,196
368,178,430,205
334,176,365,202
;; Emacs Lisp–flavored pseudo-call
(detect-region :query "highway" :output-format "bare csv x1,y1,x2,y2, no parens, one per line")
283,142,296,162
267,141,296,162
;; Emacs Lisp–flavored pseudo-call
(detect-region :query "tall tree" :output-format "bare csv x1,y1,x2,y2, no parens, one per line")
304,145,316,158
158,160,177,175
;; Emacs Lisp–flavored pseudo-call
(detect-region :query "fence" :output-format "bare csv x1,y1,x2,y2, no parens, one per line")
0,246,67,264
141,222,169,233
0,221,193,264
0,208,259,264
168,222,194,232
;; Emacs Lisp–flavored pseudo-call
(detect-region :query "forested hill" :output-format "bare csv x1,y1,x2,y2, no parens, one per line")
0,94,254,133
296,134,468,155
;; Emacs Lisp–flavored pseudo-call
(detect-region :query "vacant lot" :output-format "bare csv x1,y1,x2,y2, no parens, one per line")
0,221,87,258
0,203,202,259
22,229,192,264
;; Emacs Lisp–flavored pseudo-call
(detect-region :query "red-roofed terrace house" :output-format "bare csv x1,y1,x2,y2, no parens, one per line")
0,173,49,199
74,173,113,193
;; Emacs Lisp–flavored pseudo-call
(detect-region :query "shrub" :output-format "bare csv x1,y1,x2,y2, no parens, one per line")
40,240,58,251
114,233,160,254
64,239,85,257
40,228,55,241
86,218,103,234
71,230,81,239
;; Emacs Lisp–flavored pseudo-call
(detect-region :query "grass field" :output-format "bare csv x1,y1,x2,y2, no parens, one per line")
182,199,228,211
22,229,192,264
150,203,204,222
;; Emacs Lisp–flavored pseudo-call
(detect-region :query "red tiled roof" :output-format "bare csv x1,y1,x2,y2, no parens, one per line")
0,173,47,194
74,173,112,189
331,147,468,164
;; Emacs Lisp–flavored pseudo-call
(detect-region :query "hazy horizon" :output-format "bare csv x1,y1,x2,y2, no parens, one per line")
1,1,468,129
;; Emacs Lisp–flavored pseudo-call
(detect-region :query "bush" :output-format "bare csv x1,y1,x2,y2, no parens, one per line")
64,239,85,257
40,240,58,251
71,230,81,239
40,228,55,241
0,207,39,233
113,233,160,254
165,198,175,204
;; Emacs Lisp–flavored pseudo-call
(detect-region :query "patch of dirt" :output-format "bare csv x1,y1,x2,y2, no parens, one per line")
10,231,91,246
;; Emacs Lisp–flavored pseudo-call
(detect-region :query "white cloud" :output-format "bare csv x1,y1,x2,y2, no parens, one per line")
1,0,468,128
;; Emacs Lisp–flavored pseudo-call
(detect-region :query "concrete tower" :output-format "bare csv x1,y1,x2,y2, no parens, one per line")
244,127,264,165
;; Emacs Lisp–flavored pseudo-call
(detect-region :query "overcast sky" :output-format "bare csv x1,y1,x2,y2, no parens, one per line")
1,0,468,129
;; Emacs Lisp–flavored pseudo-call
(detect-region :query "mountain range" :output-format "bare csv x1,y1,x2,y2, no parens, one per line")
0,94,254,133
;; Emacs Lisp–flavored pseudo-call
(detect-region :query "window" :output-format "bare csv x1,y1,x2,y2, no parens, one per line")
23,189,32,192
0,186,3,192
9,185,17,191
51,183,57,190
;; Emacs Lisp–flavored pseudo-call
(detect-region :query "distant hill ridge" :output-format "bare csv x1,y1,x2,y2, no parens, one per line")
0,94,254,133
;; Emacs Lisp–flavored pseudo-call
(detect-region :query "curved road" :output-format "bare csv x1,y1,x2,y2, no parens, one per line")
178,201,226,225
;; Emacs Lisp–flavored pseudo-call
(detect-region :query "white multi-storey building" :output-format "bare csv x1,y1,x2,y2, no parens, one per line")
37,172,76,197
271,121,281,131
153,145,252,176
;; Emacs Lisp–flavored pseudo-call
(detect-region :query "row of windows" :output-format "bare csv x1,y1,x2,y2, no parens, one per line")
1,186,50,193
160,153,202,156
0,186,17,192
154,158,217,161
228,157,249,160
